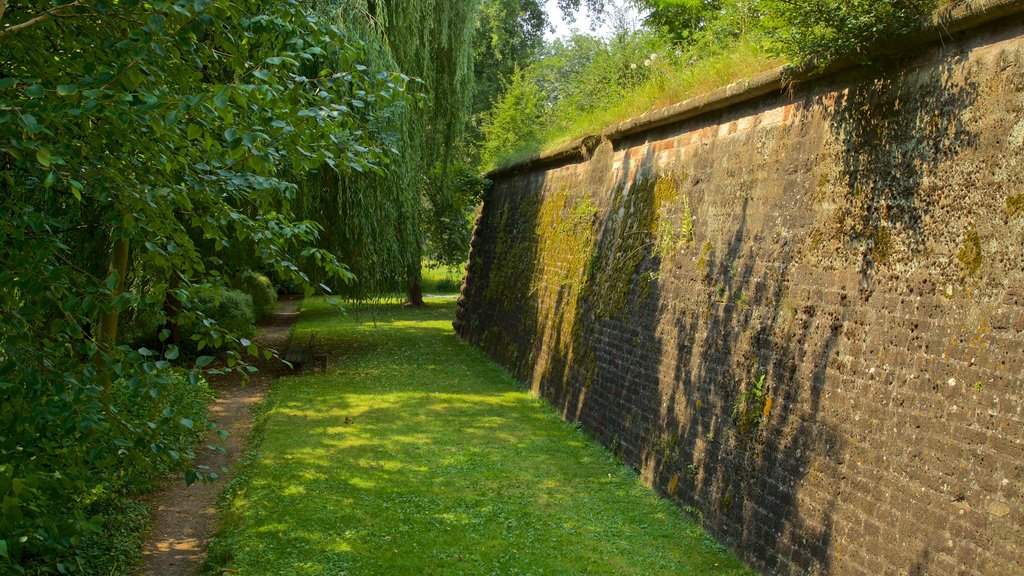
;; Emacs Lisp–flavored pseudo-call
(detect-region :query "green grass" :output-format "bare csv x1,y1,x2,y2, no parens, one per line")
420,262,464,294
491,38,783,171
205,297,752,576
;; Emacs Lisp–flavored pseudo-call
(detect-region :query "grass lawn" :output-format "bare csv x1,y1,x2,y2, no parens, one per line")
205,296,752,576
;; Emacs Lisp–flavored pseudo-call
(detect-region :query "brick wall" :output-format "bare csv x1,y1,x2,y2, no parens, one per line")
455,9,1024,576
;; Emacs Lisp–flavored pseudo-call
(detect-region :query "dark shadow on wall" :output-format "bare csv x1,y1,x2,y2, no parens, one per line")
632,181,845,572
825,52,979,288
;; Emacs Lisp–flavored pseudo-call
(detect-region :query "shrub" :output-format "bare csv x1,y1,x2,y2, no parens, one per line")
1,370,213,574
193,287,256,341
758,0,938,65
233,270,279,319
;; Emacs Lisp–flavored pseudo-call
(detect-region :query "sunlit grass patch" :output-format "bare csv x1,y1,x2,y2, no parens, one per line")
205,296,752,576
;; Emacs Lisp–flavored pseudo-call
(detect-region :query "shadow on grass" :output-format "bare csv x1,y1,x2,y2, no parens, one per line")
205,297,753,576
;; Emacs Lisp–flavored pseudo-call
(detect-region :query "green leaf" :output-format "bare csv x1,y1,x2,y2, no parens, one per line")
36,149,52,167
0,539,7,559
195,355,215,368
25,84,44,98
56,84,78,96
180,418,194,429
68,179,83,200
187,124,202,139
21,114,41,133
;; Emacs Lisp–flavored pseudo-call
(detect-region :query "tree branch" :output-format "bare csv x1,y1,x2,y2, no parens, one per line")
0,0,83,38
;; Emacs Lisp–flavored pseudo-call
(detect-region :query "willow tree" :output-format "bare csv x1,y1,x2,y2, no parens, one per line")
300,0,480,304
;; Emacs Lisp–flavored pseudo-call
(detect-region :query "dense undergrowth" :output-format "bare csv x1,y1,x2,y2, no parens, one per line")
203,297,753,575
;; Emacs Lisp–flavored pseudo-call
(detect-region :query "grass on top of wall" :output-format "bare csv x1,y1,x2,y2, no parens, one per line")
203,296,752,576
489,37,783,171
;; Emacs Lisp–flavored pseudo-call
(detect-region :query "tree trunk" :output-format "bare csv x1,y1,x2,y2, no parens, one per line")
98,237,129,344
97,236,129,397
405,260,425,307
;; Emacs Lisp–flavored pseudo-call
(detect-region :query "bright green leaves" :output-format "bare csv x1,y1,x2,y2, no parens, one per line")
758,0,938,65
0,0,406,572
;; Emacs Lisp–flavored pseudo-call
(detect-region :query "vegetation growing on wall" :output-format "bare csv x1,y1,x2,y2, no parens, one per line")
478,0,941,170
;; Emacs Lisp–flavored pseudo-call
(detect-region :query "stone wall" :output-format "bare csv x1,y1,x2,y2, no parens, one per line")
455,4,1024,575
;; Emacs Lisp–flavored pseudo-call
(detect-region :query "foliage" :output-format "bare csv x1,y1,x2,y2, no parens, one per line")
639,0,724,43
478,65,549,168
423,163,488,267
732,372,768,440
478,0,942,168
203,297,752,575
479,29,777,169
75,497,150,576
758,0,938,65
0,0,401,571
472,0,547,124
233,270,279,319
193,288,256,342
299,0,481,301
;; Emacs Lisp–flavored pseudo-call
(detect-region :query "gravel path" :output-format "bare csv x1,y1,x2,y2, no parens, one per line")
138,296,301,576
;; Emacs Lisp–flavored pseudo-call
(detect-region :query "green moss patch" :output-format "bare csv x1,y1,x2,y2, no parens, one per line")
956,226,983,277
1006,194,1024,218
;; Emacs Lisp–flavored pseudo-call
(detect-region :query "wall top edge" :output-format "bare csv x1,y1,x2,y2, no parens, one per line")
484,0,1024,181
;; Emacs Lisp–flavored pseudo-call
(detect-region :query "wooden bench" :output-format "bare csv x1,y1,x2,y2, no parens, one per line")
284,334,327,372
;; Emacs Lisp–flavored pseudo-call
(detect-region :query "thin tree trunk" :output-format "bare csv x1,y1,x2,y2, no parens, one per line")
98,237,129,344
98,237,129,395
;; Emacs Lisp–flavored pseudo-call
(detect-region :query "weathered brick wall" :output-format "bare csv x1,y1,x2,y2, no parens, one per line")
455,7,1024,575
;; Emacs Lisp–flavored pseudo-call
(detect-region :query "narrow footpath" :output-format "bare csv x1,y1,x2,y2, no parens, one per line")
138,296,301,576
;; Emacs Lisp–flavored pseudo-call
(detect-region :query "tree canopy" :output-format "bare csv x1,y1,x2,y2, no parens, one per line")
1,0,406,571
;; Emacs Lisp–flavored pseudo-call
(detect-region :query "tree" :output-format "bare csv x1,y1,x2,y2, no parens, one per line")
473,0,547,122
0,0,401,571
369,0,482,306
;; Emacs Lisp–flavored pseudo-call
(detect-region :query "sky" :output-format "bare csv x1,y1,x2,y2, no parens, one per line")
543,0,647,41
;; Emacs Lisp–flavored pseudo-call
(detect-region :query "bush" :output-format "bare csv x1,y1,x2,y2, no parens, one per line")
758,0,938,65
193,287,256,341
233,270,279,318
2,370,213,574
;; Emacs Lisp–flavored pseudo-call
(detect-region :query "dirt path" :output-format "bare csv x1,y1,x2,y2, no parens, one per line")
138,296,301,576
